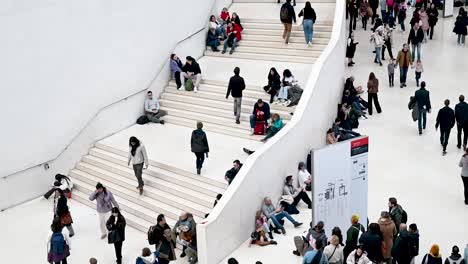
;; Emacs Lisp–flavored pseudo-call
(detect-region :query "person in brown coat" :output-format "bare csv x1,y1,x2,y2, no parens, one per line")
367,72,382,115
378,211,397,264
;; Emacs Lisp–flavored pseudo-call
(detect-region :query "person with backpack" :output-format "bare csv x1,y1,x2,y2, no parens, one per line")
55,189,75,237
148,214,171,250
422,245,443,264
303,239,329,264
444,246,466,264
128,136,148,195
190,122,209,175
144,90,166,125
455,95,468,150
226,67,246,124
435,99,456,155
280,0,296,44
298,1,317,46
44,174,73,200
106,207,126,264
47,218,71,264
388,197,406,231
89,182,120,239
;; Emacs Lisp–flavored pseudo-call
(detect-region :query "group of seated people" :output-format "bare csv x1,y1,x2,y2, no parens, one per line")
146,212,198,264
326,76,364,144
263,68,303,107
206,8,243,54
170,54,202,92
248,99,285,142
249,161,313,247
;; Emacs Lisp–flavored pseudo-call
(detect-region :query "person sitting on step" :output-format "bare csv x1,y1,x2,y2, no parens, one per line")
223,21,242,55
170,54,184,89
283,175,312,209
250,99,270,135
209,15,226,40
277,69,299,106
219,7,230,25
261,113,284,142
263,67,282,103
207,27,221,52
261,197,303,235
181,56,202,92
225,160,243,185
144,91,166,125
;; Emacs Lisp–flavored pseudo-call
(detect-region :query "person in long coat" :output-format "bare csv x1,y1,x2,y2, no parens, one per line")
378,212,397,264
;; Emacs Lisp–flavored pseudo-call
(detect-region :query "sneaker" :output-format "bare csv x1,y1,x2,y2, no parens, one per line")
194,87,198,93
197,168,201,175
179,86,185,91
442,151,447,156
159,120,165,125
457,145,461,149
294,222,303,228
273,228,281,234
229,50,234,54
281,228,286,234
293,250,300,256
235,120,240,124
139,188,143,195
221,50,226,54
180,252,186,258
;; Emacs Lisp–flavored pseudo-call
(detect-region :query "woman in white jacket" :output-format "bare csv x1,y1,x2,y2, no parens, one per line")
371,27,384,66
128,136,148,195
347,245,371,264
137,247,158,264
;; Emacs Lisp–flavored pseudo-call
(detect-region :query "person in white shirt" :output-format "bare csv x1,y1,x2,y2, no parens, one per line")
144,91,166,124
324,235,345,264
128,136,149,195
43,174,73,200
277,69,299,105
297,161,312,191
209,15,226,39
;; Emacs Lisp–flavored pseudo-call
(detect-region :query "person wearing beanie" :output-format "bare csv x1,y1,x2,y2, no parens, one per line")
422,245,443,264
89,182,119,239
344,215,366,260
445,246,466,264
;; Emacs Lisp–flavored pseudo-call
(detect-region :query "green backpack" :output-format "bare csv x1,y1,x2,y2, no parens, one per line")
185,78,194,91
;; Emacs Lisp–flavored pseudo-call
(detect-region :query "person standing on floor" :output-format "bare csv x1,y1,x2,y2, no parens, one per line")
359,0,371,30
190,122,209,175
414,59,423,87
411,81,431,134
435,99,456,155
157,229,177,264
427,3,439,40
349,0,358,32
47,218,71,264
380,0,388,23
369,0,379,24
397,1,407,31
408,22,424,62
89,183,119,239
378,211,397,264
371,29,384,66
453,8,467,46
226,67,246,124
128,136,148,195
382,23,394,60
459,148,468,205
44,174,73,200
396,44,413,88
298,2,317,46
347,33,359,66
280,0,296,44
444,246,466,264
278,0,296,6
421,245,443,264
106,207,126,264
343,214,366,260
367,72,382,115
148,214,171,250
387,59,396,87
455,95,468,150
55,189,75,238
144,91,166,125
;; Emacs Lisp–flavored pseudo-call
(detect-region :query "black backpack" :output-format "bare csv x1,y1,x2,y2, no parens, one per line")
136,115,150,125
401,209,408,224
280,5,290,22
147,225,157,245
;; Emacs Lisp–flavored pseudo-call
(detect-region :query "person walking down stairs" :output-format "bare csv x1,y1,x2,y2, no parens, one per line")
191,122,209,175
280,0,296,44
128,136,149,195
298,1,317,47
226,67,246,124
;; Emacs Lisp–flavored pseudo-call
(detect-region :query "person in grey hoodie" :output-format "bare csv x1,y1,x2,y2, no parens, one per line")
89,182,119,239
190,122,209,175
293,221,327,256
459,148,468,205
444,246,466,264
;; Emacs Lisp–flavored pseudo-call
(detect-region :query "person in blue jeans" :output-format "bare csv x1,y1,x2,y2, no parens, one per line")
261,197,303,234
410,81,432,134
298,2,317,46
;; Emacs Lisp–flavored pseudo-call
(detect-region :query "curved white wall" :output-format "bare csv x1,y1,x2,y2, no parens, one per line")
197,1,347,263
0,0,232,210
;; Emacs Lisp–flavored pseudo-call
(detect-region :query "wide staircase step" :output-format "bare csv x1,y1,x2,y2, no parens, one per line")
241,33,330,45
242,22,333,32
204,49,316,63
234,0,336,3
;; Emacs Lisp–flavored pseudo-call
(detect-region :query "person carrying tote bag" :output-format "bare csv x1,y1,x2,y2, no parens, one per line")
106,207,126,264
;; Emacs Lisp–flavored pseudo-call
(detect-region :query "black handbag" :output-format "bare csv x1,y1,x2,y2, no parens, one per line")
108,230,122,244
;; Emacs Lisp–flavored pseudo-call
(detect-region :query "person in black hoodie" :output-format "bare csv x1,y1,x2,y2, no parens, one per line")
392,224,414,264
280,0,296,44
407,23,424,62
436,99,456,155
455,95,468,150
181,56,202,92
250,99,270,135
149,214,171,250
107,207,126,264
411,81,431,135
190,122,209,175
226,67,246,124
264,67,281,103
359,223,383,263
225,160,242,185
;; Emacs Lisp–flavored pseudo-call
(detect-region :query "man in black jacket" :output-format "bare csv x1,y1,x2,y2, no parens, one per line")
455,95,468,150
407,24,424,62
412,81,431,135
280,0,296,44
226,67,246,124
225,160,242,185
149,214,171,250
436,99,456,155
181,56,202,92
249,99,270,134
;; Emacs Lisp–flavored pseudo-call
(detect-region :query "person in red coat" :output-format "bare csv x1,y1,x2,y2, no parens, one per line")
223,21,242,54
